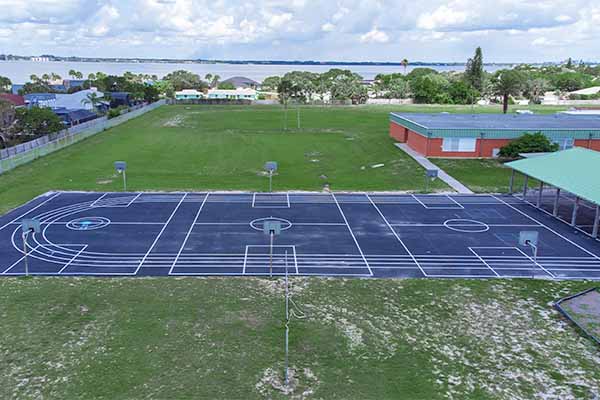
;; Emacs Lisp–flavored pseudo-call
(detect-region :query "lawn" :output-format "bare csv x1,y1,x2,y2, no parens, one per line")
1,277,598,399
0,103,575,215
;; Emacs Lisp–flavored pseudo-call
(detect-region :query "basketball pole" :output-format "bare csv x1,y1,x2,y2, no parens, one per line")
123,170,127,192
22,231,30,277
284,250,289,387
269,231,274,277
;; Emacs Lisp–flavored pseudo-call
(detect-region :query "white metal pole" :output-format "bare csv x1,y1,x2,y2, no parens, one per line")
284,250,289,387
593,205,600,239
571,197,580,226
22,232,29,276
269,232,274,277
537,181,543,208
269,171,273,193
553,188,561,216
123,171,127,192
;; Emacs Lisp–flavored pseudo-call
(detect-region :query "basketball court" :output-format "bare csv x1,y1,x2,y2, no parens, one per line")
1,191,600,279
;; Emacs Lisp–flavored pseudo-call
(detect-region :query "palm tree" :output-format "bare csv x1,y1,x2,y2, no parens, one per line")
401,58,409,74
69,69,83,79
211,74,220,89
492,69,525,114
81,92,102,112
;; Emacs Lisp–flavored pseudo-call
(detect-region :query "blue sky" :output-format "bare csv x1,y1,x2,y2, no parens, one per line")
0,0,598,62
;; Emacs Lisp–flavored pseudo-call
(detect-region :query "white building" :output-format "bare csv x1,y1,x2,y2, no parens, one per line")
175,89,204,100
207,88,257,100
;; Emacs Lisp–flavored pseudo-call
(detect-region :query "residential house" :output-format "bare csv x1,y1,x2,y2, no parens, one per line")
221,76,261,89
109,92,132,108
207,88,258,100
54,89,104,111
24,93,57,108
0,93,26,107
53,108,98,127
175,89,204,100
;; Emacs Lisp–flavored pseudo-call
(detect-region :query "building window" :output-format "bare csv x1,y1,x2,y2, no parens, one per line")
552,138,574,150
442,137,477,152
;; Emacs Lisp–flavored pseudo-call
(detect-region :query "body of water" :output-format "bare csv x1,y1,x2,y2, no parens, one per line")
0,60,510,84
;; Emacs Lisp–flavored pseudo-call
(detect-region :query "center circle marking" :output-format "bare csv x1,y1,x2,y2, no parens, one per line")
443,219,489,233
250,217,292,232
66,217,111,231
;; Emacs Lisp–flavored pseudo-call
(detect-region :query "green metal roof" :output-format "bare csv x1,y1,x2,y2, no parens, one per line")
506,148,600,206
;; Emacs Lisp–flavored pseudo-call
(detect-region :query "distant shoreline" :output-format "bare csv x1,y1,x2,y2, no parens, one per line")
0,56,523,67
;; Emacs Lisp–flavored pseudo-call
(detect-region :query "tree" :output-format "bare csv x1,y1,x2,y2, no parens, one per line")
217,82,235,90
492,69,525,113
261,76,281,91
0,75,11,93
401,58,409,74
14,107,63,137
210,74,220,89
142,85,160,103
448,80,479,105
81,92,103,112
523,77,549,104
385,78,410,99
498,132,559,158
162,70,207,91
550,72,590,92
465,47,484,91
411,73,451,104
50,72,62,82
153,80,175,98
69,69,83,79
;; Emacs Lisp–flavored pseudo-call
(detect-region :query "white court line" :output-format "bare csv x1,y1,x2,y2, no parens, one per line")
512,247,556,278
58,245,88,274
411,194,464,210
89,193,109,208
1,245,40,274
468,248,502,277
332,193,373,276
126,193,142,207
0,192,61,232
390,223,540,227
135,193,188,275
492,195,600,262
169,193,209,275
367,194,427,277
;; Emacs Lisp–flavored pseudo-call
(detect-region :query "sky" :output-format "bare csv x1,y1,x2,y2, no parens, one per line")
0,0,599,63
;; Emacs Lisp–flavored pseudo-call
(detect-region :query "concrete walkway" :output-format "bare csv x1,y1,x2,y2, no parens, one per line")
395,143,474,194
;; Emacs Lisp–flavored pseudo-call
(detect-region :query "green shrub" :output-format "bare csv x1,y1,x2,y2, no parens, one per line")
498,132,559,158
107,106,127,119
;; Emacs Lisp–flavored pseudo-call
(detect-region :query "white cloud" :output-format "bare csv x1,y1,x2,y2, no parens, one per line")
0,0,598,63
322,23,335,32
359,27,389,43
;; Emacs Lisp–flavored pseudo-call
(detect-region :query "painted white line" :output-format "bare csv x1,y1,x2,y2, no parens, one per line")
126,193,142,207
468,247,501,277
367,194,427,277
390,223,540,227
135,193,188,274
0,192,61,232
169,193,209,275
58,245,88,274
446,195,465,208
2,245,40,274
492,195,600,261
331,193,373,276
512,247,556,278
89,193,109,208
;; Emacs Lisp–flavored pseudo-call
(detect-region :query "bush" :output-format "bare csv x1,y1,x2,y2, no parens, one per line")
107,106,127,119
498,132,559,158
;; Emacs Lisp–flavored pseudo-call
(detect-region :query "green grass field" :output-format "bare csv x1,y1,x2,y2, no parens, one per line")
3,103,599,399
1,277,598,399
0,103,575,215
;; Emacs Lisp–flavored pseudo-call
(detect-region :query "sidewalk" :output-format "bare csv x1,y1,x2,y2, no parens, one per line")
395,143,474,194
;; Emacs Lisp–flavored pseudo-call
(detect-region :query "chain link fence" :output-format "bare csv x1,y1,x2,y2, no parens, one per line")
0,100,165,175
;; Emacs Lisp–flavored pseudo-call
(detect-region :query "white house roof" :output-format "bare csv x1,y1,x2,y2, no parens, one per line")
208,88,257,96
569,86,600,96
175,89,204,95
53,89,104,110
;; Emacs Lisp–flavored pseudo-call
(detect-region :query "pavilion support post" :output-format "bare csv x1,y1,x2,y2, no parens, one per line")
553,188,561,217
536,181,544,208
593,205,600,239
571,197,580,227
522,175,529,199
508,170,515,194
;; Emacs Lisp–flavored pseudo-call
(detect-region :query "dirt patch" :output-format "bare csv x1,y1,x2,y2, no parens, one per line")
256,366,319,399
96,179,113,185
163,114,185,127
